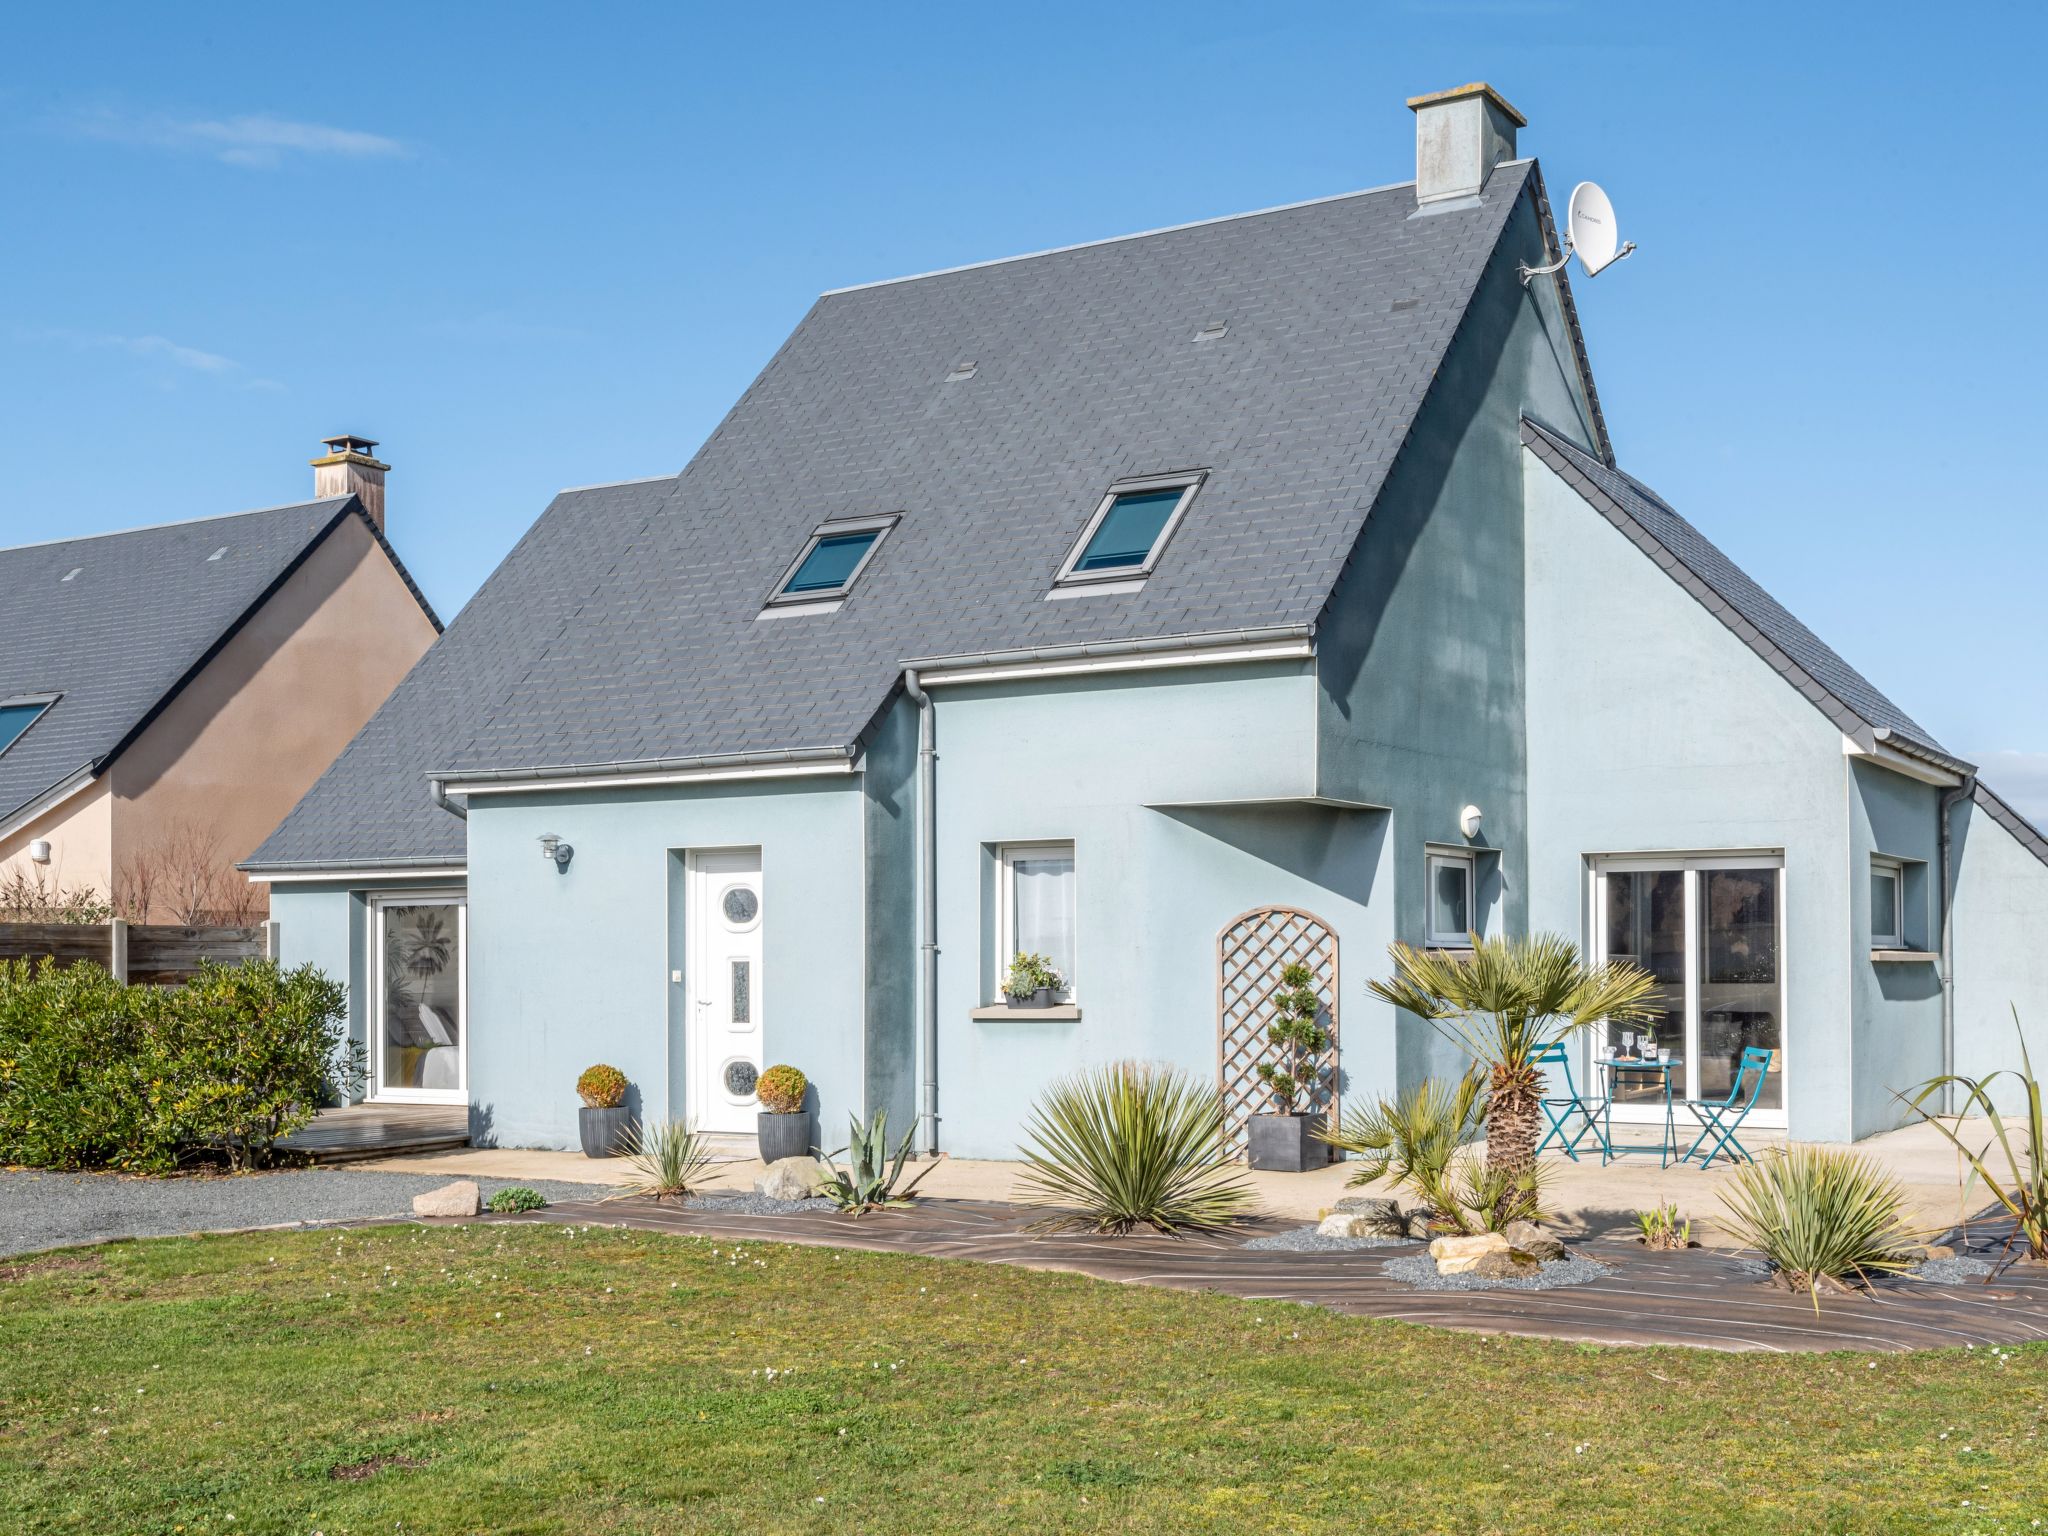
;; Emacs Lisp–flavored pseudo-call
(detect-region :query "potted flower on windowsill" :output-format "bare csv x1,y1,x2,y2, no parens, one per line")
1003,952,1066,1009
755,1063,815,1163
576,1064,632,1158
1247,963,1332,1172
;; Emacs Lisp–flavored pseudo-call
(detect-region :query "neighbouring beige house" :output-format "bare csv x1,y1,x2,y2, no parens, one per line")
0,436,439,922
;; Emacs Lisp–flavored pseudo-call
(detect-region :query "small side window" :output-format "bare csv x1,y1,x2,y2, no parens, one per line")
997,842,1076,1001
1870,857,1905,950
1425,851,1475,949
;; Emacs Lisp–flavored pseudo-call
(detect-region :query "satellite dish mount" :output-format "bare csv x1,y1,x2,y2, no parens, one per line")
1521,180,1636,286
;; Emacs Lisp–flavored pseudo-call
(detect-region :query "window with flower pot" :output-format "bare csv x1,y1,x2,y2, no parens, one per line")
996,842,1076,1002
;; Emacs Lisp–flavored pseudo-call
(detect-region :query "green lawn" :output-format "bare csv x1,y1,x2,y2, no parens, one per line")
1,1224,2042,1535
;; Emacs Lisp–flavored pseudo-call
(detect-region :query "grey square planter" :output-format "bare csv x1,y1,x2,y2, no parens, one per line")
1246,1112,1328,1173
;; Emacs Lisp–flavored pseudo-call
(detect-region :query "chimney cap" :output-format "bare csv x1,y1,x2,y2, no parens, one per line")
311,433,390,470
1406,82,1527,129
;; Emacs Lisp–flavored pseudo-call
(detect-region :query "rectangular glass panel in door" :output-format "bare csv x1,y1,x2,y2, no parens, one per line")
1601,870,1685,1106
381,904,462,1094
1697,868,1783,1109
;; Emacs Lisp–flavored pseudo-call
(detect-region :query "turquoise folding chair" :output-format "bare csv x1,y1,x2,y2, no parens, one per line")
1683,1047,1775,1168
1534,1042,1609,1162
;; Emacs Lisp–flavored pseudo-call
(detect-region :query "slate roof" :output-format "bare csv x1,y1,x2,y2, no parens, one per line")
0,498,427,832
250,162,1555,870
1521,418,1955,763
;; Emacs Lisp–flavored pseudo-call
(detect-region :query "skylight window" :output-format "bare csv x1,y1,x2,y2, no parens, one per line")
767,514,899,605
1055,473,1204,587
0,696,56,758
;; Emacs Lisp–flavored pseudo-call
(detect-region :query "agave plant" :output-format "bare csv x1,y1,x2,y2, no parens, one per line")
1897,1009,2045,1266
612,1117,715,1203
1717,1144,1916,1310
819,1110,936,1215
1367,934,1659,1210
1017,1061,1256,1234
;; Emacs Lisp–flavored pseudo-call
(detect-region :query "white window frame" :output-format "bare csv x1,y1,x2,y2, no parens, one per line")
765,513,899,606
1053,472,1205,588
996,840,1077,1002
0,692,60,760
369,890,468,1105
1423,849,1476,949
1870,855,1906,950
1587,853,1788,1128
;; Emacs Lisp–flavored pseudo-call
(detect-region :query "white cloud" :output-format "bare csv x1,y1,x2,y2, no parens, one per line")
56,331,281,392
1972,750,2048,831
59,106,407,169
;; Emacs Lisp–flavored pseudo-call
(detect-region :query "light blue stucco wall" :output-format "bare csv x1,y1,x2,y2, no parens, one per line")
1315,183,1601,1093
463,777,868,1150
924,659,1395,1159
1846,760,1945,1132
1953,802,2048,1106
1523,449,1866,1141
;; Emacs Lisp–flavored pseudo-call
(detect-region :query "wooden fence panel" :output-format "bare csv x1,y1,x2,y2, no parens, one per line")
0,923,262,984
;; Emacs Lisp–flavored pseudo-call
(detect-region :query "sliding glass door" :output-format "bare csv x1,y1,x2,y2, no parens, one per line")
1591,857,1785,1125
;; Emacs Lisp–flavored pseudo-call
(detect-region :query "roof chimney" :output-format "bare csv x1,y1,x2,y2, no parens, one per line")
1407,83,1525,209
311,434,390,530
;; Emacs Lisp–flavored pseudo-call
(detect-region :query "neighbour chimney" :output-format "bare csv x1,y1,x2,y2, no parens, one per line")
1407,83,1525,208
311,434,391,530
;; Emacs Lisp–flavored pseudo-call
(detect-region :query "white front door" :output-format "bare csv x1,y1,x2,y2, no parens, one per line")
370,895,467,1105
687,848,763,1134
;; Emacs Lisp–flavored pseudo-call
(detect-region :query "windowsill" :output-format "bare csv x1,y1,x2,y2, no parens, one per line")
1871,948,1938,964
969,1003,1082,1022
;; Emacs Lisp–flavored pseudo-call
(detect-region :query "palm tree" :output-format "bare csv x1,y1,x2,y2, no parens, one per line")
1367,933,1659,1193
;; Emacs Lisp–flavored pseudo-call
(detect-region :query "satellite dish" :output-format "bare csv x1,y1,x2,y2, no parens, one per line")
1520,180,1637,285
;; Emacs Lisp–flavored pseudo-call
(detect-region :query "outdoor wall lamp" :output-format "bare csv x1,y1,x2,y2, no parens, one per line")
1459,804,1483,839
538,834,574,872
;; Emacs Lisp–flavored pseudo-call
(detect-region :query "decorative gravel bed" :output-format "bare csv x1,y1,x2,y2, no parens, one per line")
1907,1255,1997,1284
682,1192,838,1216
1380,1251,1612,1292
1242,1225,1415,1253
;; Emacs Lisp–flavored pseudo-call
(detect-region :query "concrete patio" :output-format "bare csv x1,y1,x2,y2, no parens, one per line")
344,1117,2026,1247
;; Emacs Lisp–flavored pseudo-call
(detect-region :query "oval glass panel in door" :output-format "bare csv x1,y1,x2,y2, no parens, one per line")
724,1058,759,1100
722,885,760,928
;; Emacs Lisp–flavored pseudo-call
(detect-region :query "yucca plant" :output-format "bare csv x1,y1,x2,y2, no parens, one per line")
1898,1009,2045,1266
1367,934,1659,1211
1018,1061,1256,1234
819,1110,935,1214
612,1117,715,1203
1717,1144,1916,1310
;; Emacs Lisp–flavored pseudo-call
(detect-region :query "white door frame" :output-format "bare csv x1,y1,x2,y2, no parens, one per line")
684,848,764,1133
1587,854,1788,1129
368,891,468,1105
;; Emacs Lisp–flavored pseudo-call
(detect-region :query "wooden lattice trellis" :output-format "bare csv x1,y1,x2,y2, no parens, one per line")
1217,906,1339,1154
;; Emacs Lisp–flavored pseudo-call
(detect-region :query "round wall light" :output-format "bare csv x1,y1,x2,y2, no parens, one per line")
1459,805,1483,839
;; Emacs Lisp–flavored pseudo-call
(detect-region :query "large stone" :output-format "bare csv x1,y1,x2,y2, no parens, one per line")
1316,1214,1375,1239
1468,1250,1540,1280
1501,1220,1566,1262
755,1157,826,1201
412,1180,480,1218
1328,1196,1406,1236
1429,1232,1509,1275
1405,1208,1444,1241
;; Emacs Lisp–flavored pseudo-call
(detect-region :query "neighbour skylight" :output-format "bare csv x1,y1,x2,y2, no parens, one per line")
1055,473,1204,586
768,514,899,605
0,696,55,758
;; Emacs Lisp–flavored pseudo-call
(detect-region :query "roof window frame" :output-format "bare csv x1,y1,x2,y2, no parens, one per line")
765,513,900,607
1053,471,1206,589
0,692,60,760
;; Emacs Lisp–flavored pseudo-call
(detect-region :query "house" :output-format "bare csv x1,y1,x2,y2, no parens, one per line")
2,437,439,923
246,86,2048,1151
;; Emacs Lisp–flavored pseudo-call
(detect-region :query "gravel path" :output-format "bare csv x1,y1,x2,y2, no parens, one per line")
0,1168,618,1258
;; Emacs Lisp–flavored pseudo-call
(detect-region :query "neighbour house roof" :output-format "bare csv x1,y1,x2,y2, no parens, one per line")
250,160,1575,871
0,498,437,839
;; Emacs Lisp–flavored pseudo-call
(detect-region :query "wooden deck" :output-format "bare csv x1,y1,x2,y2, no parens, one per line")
281,1103,469,1162
508,1195,2048,1354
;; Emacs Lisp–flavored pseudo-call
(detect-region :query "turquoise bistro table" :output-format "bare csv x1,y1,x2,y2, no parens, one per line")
1595,1055,1685,1168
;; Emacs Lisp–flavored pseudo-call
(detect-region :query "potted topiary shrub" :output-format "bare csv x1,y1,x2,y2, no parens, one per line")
1003,951,1065,1008
575,1063,632,1158
1247,962,1331,1172
755,1063,814,1163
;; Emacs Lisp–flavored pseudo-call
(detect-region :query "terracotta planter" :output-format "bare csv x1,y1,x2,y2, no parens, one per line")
578,1104,632,1159
1246,1112,1328,1172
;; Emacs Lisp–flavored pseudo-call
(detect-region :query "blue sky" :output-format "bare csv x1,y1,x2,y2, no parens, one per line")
5,3,2044,816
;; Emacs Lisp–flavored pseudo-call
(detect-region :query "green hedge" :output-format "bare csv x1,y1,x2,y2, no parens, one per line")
0,958,359,1173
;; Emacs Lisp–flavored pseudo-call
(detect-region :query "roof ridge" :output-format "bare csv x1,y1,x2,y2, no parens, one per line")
0,496,351,556
820,165,1534,297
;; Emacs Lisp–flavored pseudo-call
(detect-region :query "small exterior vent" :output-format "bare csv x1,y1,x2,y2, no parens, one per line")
61,567,82,582
945,360,977,382
1194,321,1229,342
207,546,227,562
